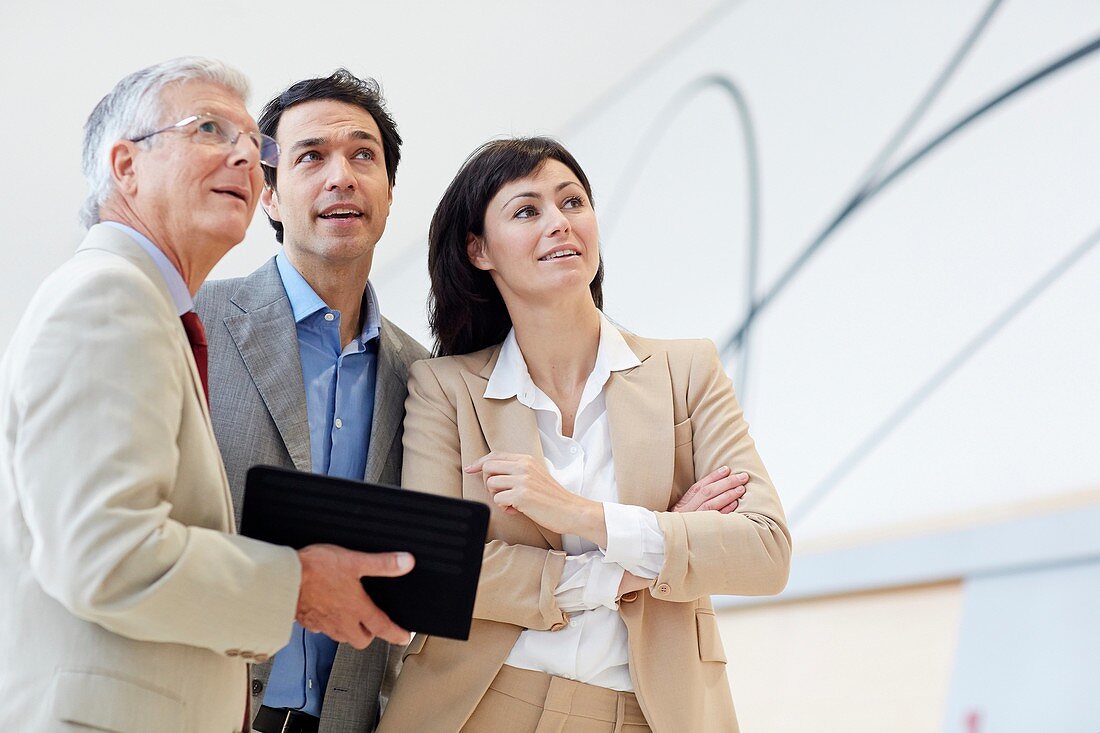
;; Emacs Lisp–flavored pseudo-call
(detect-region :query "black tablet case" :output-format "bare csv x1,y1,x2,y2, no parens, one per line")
240,465,489,641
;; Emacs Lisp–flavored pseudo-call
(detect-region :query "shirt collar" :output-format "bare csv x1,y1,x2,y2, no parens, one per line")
101,221,193,316
275,250,382,342
484,312,641,402
276,251,328,322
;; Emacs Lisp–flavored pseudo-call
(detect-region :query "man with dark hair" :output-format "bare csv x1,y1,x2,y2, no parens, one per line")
196,70,428,733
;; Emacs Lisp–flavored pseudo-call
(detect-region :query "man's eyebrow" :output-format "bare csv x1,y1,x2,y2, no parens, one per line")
289,137,326,153
289,130,381,153
350,130,381,144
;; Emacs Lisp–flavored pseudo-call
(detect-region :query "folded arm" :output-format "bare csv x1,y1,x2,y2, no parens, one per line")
651,339,791,602
403,360,569,631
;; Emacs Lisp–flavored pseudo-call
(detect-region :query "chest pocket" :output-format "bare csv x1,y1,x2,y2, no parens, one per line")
670,418,694,505
695,608,728,664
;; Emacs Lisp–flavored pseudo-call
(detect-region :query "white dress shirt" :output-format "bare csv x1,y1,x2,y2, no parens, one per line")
484,314,667,691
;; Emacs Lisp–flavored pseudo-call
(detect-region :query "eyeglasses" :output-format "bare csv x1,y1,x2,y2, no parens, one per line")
130,113,280,167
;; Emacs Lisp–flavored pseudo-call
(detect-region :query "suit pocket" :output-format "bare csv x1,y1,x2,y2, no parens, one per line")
402,632,428,661
671,418,695,505
673,418,693,446
695,609,728,664
52,669,185,733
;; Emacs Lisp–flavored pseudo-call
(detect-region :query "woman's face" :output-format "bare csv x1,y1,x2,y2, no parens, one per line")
468,159,600,307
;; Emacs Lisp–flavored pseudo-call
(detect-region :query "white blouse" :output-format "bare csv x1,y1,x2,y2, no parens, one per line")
483,314,667,692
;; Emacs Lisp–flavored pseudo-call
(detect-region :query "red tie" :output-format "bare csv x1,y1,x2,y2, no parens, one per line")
180,311,209,404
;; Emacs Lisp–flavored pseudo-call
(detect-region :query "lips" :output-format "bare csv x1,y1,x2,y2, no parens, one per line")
538,247,581,262
318,203,364,220
212,186,249,204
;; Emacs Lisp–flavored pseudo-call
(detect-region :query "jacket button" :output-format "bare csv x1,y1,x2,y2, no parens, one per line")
240,651,254,660
225,649,240,657
656,583,671,595
251,679,264,696
620,591,639,603
253,653,270,663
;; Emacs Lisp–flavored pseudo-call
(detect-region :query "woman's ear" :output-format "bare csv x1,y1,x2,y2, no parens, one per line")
467,233,493,271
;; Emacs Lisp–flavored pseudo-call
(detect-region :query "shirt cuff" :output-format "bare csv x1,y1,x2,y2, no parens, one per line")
602,502,666,578
582,557,625,610
555,552,612,612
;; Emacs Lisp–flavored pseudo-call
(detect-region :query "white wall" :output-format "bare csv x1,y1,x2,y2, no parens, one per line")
942,559,1100,732
719,582,964,733
538,0,1100,549
0,0,722,347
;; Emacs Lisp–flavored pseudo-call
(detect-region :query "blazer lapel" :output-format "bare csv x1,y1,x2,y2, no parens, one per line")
80,228,212,426
79,225,235,523
462,351,562,551
605,334,675,511
223,260,312,472
364,319,405,484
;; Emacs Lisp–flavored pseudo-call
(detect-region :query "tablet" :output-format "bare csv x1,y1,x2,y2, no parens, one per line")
240,465,489,641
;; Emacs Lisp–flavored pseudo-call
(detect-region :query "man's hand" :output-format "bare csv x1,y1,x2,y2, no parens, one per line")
295,544,414,650
673,466,748,514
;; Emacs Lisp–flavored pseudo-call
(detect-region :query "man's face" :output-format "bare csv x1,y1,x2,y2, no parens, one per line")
130,81,263,254
261,99,393,268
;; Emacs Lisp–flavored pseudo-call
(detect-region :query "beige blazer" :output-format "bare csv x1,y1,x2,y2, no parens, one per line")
0,225,301,733
380,331,791,733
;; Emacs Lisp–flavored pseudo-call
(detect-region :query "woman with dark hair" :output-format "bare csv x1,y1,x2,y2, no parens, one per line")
379,138,790,733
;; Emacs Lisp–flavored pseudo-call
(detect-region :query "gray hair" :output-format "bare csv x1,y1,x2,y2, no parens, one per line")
80,56,251,228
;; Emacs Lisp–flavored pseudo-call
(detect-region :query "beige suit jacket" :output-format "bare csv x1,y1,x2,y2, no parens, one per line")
0,225,301,733
380,331,791,733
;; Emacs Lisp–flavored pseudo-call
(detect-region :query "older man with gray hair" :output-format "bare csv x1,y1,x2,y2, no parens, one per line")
0,57,413,733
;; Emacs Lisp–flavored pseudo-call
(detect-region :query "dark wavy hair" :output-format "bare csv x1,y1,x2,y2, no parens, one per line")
257,69,402,243
428,137,604,356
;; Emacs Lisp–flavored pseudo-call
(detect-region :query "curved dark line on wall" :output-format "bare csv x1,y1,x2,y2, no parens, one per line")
721,32,1100,355
380,0,750,277
560,0,750,139
787,224,1100,525
847,0,1004,198
600,75,761,397
602,1,1003,399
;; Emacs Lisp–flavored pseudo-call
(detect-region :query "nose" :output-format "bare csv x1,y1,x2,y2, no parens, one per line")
227,132,260,169
324,156,356,191
545,205,571,237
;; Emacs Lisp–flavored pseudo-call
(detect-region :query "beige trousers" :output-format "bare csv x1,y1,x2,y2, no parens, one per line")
461,665,652,733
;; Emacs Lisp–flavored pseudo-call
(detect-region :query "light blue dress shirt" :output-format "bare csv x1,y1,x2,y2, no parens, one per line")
262,252,381,716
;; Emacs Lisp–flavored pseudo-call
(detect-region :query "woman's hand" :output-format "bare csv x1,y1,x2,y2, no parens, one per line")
465,452,607,544
673,466,748,514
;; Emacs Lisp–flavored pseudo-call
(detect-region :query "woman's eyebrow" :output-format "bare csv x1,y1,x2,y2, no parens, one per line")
500,182,582,210
501,191,539,211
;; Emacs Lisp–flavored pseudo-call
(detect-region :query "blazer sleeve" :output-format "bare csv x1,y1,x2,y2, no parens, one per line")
403,360,569,631
12,264,300,655
652,339,792,601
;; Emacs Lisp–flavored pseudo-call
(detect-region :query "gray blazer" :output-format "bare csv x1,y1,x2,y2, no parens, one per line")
196,257,429,733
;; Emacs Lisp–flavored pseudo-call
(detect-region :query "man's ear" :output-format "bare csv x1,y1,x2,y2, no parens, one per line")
466,233,492,271
260,185,281,222
109,140,140,196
